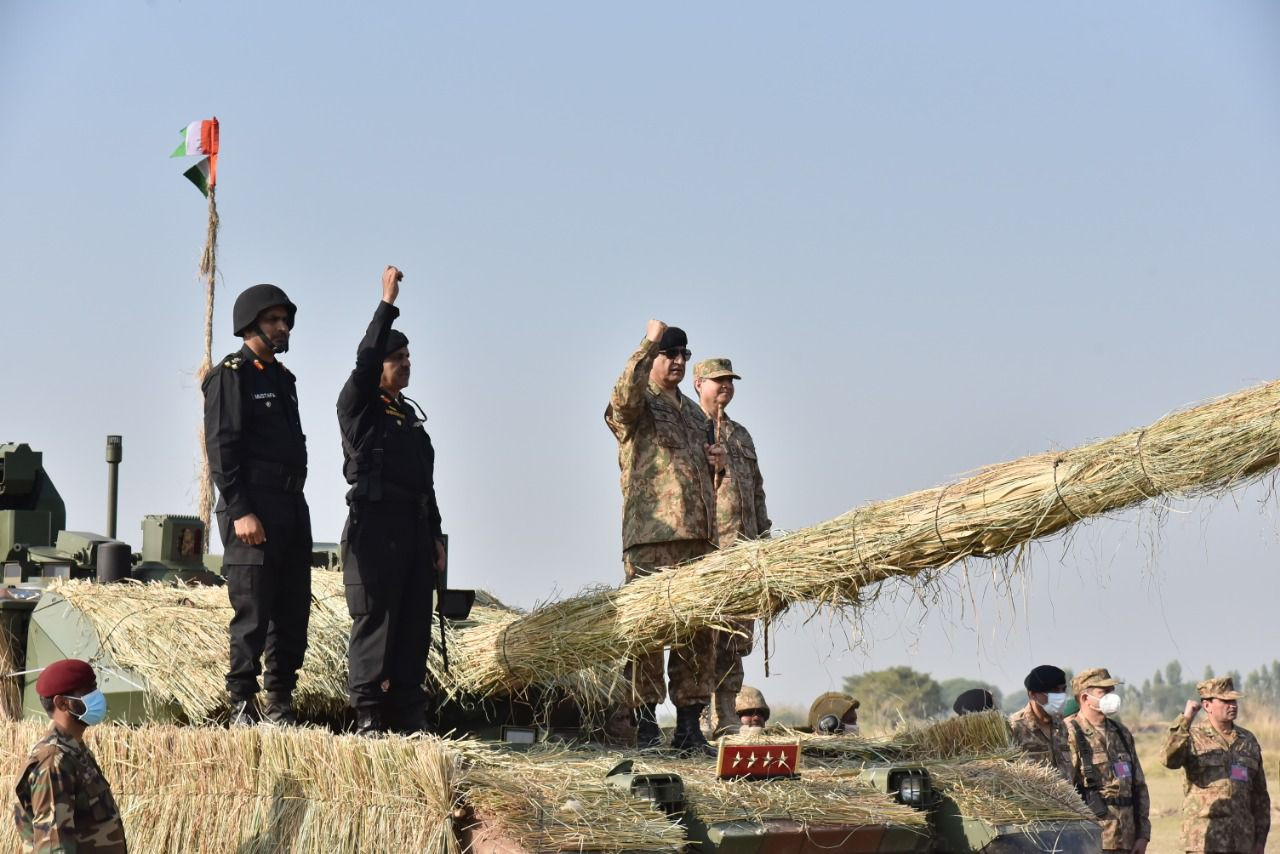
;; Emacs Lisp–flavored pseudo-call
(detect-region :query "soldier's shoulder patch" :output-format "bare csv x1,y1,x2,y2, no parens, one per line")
221,353,246,371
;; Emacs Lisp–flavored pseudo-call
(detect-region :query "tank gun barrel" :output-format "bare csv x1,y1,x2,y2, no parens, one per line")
450,378,1280,696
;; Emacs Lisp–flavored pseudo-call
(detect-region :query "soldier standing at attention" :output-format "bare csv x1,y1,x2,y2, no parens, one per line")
1008,664,1073,781
605,319,720,753
14,659,127,852
1064,668,1150,853
1164,677,1270,854
203,284,312,726
692,358,771,737
337,266,446,736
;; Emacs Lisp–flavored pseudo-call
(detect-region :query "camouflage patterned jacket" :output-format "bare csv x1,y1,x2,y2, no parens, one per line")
1008,704,1074,782
1164,715,1270,852
605,337,715,551
13,726,127,853
707,415,771,549
1064,714,1150,850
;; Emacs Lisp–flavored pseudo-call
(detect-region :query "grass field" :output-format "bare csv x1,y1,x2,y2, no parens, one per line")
1131,711,1278,853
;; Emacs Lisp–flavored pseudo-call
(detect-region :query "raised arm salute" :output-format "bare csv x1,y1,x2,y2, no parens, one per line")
337,266,446,736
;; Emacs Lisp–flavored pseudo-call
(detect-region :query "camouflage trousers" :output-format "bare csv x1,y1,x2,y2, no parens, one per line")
623,540,716,708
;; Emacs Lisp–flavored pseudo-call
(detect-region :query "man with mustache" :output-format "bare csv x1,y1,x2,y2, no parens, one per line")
203,283,312,726
337,266,446,735
1164,677,1270,854
605,319,721,754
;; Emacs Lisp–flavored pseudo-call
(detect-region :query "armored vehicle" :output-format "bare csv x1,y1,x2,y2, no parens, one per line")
0,438,1099,852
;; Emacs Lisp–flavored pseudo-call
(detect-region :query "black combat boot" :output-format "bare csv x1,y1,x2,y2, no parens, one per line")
671,704,716,757
264,693,298,726
391,702,434,736
356,708,387,737
635,703,663,748
229,695,261,727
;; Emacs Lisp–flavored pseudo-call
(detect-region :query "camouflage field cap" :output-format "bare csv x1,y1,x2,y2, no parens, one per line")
808,692,859,730
1072,667,1121,695
693,358,741,381
735,685,769,715
1197,676,1243,700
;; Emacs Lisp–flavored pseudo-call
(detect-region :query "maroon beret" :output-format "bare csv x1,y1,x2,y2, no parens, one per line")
35,659,96,698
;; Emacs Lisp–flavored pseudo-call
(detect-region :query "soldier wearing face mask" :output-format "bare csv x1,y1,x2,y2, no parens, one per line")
14,658,127,852
1064,667,1150,853
1009,664,1073,781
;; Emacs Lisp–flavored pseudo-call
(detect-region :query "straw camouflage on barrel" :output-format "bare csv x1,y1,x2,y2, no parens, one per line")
447,378,1280,696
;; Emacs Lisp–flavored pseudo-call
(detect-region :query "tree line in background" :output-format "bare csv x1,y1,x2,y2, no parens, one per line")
835,660,1280,725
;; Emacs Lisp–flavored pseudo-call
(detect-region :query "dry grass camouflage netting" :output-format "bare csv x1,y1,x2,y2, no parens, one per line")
0,706,1091,852
448,378,1280,696
0,720,462,854
8,379,1280,725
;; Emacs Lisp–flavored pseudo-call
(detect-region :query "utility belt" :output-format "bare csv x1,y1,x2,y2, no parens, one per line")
246,460,307,494
350,470,430,504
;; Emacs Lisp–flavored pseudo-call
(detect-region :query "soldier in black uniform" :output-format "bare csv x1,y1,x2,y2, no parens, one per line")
337,266,445,735
202,283,312,726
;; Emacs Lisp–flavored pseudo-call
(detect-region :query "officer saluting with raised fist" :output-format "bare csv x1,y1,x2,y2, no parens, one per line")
337,266,446,736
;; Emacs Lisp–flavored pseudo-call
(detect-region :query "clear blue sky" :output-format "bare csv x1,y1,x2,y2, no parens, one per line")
3,2,1279,708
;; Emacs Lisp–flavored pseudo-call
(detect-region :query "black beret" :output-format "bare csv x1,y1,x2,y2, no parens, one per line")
658,326,687,351
384,330,409,357
953,688,996,715
1024,665,1067,693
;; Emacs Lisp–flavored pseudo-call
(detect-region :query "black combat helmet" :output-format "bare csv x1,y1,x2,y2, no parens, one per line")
232,284,297,337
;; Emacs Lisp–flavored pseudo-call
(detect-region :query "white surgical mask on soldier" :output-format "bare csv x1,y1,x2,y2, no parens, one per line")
1097,693,1122,716
1043,692,1067,716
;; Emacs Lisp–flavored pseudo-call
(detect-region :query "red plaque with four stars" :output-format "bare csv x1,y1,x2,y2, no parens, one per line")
716,742,801,779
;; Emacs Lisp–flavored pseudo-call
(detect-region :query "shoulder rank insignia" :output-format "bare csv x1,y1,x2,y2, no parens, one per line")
223,355,245,371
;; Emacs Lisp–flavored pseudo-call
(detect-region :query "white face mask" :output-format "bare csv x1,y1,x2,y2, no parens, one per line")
1097,693,1122,716
1042,692,1067,716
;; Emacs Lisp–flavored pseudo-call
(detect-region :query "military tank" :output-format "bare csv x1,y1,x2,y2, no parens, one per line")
0,438,1100,852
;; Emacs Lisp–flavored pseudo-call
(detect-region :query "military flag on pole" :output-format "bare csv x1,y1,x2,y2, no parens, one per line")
171,118,220,197
172,116,221,543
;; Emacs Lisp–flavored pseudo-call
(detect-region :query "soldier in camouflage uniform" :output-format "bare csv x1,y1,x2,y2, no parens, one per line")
1008,664,1073,782
1064,667,1150,853
14,658,127,853
605,319,720,753
1164,677,1270,854
692,357,771,736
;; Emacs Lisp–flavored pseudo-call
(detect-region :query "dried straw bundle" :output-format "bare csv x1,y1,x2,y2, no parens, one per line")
455,740,684,850
0,610,26,720
0,720,461,853
44,574,524,721
450,379,1280,695
928,759,1094,824
763,710,1017,764
894,710,1016,760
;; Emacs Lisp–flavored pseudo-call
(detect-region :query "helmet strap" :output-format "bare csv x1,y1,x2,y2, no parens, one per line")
252,322,288,355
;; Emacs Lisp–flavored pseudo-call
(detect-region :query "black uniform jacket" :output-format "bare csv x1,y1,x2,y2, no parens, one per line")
336,301,443,539
203,344,308,522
